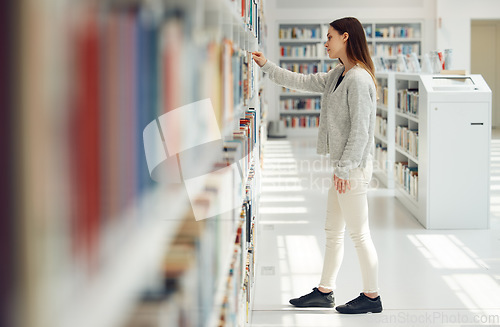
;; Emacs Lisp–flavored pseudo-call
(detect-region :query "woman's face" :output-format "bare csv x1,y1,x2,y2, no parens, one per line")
324,26,347,59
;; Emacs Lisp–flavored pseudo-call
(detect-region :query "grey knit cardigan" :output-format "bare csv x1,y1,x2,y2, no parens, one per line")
261,60,377,180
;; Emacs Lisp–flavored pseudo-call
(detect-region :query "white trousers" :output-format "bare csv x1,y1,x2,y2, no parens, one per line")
318,160,379,293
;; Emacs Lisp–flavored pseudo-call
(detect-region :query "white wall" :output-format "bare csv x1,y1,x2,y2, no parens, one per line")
436,0,500,72
264,0,437,121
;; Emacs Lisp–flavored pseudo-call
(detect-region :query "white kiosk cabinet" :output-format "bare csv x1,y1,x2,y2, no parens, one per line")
420,75,491,229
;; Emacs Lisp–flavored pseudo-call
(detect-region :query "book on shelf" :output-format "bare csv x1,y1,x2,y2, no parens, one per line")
376,86,389,107
396,88,419,116
71,10,102,270
375,26,420,39
408,130,419,158
394,162,418,200
222,39,235,123
364,25,373,38
239,0,261,41
396,126,419,158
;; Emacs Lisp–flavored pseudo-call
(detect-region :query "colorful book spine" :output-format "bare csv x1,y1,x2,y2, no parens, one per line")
71,11,101,270
0,0,13,323
281,115,320,128
396,125,419,158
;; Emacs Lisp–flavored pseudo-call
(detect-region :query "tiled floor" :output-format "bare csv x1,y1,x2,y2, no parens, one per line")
250,132,500,326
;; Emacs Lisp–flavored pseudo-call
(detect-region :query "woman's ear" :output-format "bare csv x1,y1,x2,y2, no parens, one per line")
343,32,349,42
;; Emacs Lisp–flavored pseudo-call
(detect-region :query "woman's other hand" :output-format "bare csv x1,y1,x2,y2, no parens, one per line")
334,174,351,194
251,51,267,67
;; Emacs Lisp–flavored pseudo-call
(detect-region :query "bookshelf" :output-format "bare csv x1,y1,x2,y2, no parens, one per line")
374,72,395,188
378,72,491,229
275,21,423,133
363,21,423,71
278,22,338,131
394,73,420,219
13,1,266,327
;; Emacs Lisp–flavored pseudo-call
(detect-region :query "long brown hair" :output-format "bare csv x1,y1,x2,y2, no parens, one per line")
330,17,377,90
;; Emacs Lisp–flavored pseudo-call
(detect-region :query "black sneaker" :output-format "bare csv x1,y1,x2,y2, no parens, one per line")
335,293,383,314
289,287,335,308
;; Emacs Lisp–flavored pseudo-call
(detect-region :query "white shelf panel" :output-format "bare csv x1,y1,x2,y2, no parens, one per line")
395,182,419,210
376,72,391,79
395,110,419,123
377,104,388,112
395,145,419,164
374,133,388,144
373,169,390,188
395,73,420,81
284,127,319,136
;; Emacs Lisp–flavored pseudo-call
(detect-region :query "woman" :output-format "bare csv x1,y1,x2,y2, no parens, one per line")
252,17,382,314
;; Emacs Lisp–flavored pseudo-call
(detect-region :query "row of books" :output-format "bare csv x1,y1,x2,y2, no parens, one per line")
324,62,338,72
244,172,257,325
374,26,420,39
123,115,260,327
68,8,183,278
394,162,419,201
280,98,321,110
218,164,257,326
232,46,258,110
280,44,322,58
374,44,420,57
377,86,389,107
396,126,419,158
234,0,264,44
124,164,258,327
376,115,388,138
280,62,319,74
397,88,419,116
281,115,320,128
279,26,321,39
375,58,398,71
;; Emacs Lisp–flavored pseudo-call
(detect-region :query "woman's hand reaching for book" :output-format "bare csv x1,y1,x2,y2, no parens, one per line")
251,51,267,67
